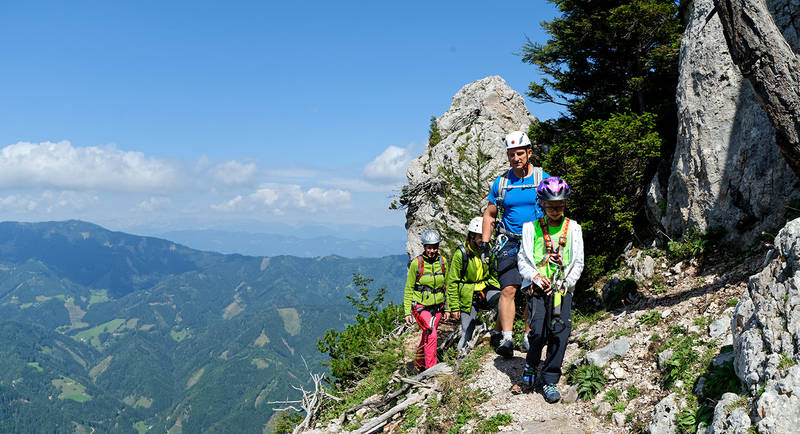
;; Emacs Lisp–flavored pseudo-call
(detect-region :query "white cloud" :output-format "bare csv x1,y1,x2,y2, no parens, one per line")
211,184,351,213
304,187,350,208
0,191,99,214
250,188,279,206
0,141,177,191
138,196,172,211
211,195,245,211
0,195,38,212
210,160,258,185
363,145,412,181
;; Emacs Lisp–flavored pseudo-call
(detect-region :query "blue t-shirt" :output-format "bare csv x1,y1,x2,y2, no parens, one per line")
487,168,550,234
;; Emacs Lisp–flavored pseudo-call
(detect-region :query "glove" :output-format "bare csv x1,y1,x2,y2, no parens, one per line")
479,242,492,264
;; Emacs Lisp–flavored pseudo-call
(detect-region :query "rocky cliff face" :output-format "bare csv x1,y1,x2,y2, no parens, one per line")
648,0,800,246
403,76,537,258
722,218,800,433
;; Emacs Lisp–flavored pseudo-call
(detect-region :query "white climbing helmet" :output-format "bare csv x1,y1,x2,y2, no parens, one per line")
467,217,483,234
421,229,441,245
504,131,531,150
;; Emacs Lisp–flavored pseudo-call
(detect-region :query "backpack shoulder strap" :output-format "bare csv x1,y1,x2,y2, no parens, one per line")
415,255,424,282
496,170,512,209
438,256,446,289
457,245,468,280
533,166,543,188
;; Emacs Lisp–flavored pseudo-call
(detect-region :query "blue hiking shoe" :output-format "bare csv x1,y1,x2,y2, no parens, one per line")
542,383,561,403
522,364,535,387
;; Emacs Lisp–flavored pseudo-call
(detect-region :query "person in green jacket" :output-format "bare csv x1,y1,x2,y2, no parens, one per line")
446,217,502,353
404,229,450,371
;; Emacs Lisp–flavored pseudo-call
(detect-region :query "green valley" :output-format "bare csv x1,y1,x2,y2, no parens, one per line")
0,220,407,433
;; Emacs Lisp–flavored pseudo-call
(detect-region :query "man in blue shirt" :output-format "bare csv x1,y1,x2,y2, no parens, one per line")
480,130,549,358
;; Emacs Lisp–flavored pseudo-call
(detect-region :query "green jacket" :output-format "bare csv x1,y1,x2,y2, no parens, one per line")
403,255,447,316
445,244,500,313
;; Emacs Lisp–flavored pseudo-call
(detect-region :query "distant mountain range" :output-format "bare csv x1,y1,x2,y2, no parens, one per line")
0,220,407,433
158,229,406,258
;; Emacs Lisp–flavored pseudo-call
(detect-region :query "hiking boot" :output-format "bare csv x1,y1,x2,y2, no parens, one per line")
543,383,561,403
522,364,535,387
521,332,530,352
495,338,514,358
489,331,502,349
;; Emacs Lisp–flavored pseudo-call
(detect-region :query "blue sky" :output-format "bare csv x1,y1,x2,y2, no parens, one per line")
0,0,559,236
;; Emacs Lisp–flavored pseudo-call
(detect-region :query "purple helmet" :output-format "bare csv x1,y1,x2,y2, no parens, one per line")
537,176,571,201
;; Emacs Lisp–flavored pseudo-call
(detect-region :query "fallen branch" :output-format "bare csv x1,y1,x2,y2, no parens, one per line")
352,390,430,434
268,358,340,433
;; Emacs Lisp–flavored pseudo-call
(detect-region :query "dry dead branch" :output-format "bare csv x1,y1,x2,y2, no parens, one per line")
268,359,341,433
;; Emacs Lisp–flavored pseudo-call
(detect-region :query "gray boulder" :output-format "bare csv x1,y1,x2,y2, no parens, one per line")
709,317,730,340
581,337,631,368
648,393,679,434
648,0,800,247
708,393,751,434
402,76,537,258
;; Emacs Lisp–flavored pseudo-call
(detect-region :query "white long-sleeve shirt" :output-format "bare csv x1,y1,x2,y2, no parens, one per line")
517,219,585,293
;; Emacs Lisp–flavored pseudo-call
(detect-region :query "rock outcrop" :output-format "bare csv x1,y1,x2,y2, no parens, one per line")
729,218,800,433
648,0,800,246
403,76,537,258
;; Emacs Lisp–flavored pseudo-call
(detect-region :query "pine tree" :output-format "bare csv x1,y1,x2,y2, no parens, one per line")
435,139,495,257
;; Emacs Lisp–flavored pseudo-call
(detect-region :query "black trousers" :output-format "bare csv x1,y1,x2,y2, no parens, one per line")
526,292,573,385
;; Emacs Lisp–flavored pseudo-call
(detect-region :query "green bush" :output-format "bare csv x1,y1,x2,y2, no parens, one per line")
317,274,403,387
568,364,607,400
702,361,740,400
476,413,513,433
667,228,725,262
542,112,661,263
675,404,713,434
639,311,661,327
662,335,699,389
604,387,622,404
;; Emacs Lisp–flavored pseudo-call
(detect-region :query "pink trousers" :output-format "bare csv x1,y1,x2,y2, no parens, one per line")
413,307,442,370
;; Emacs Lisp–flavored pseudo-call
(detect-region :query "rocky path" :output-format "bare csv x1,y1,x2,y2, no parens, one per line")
466,248,761,433
471,347,608,433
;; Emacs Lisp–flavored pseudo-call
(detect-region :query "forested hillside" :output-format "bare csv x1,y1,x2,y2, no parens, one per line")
0,220,407,433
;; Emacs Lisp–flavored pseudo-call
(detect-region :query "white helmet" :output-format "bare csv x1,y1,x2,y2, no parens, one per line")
467,217,482,234
504,131,531,150
421,229,441,245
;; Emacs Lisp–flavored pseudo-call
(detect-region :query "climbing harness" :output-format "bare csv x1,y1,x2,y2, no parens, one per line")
414,255,446,297
411,301,443,331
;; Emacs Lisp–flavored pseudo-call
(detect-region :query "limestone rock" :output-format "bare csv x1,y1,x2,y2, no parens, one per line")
709,393,751,434
658,349,674,371
596,401,612,416
756,366,800,433
709,317,730,340
733,218,800,389
648,0,800,247
562,384,579,404
403,76,537,257
648,393,678,434
626,251,656,281
728,218,800,432
581,337,631,368
612,412,626,427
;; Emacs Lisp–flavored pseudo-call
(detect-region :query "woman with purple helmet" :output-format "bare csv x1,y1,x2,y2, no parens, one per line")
517,176,584,403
